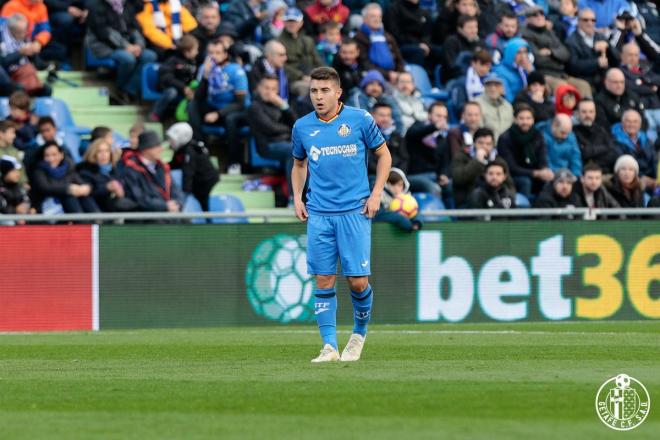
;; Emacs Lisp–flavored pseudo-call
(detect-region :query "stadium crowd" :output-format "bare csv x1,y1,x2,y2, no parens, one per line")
0,0,659,218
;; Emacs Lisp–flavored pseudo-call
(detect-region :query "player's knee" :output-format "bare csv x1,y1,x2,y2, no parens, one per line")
347,276,369,293
316,275,336,289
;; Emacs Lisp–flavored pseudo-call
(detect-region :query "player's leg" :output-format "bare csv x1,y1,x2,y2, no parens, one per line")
307,213,340,362
336,212,373,361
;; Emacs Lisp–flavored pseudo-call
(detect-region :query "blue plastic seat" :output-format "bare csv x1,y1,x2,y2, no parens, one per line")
182,194,206,224
141,63,162,101
84,47,117,69
209,194,247,224
0,98,9,119
33,97,91,136
201,125,251,137
249,137,281,169
170,169,183,190
405,64,449,105
413,192,450,222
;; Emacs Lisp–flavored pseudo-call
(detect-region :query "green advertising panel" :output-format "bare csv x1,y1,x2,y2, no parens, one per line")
99,222,660,329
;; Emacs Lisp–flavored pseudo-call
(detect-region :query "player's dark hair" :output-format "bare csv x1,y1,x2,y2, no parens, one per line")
473,127,494,142
583,161,602,174
310,67,341,86
37,116,56,129
91,126,112,141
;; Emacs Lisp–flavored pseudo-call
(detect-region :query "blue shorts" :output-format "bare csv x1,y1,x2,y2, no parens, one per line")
306,209,372,277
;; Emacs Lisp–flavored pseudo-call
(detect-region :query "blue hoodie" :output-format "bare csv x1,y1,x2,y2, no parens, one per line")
492,38,530,103
538,120,583,177
611,122,657,179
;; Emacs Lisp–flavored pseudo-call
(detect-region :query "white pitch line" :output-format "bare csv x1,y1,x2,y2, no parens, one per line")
244,329,656,336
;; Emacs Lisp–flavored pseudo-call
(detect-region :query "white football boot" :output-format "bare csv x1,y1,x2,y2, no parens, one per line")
311,344,340,363
340,334,365,362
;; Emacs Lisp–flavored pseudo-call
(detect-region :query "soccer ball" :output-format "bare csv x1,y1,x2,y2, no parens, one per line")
389,193,419,219
615,374,631,389
245,234,315,323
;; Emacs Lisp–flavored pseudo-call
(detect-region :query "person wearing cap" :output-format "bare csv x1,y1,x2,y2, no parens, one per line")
611,108,657,191
0,154,30,215
604,154,646,207
492,37,533,103
573,98,621,173
475,73,513,141
353,3,405,84
223,0,269,43
533,168,583,209
539,114,583,177
574,161,620,208
167,122,219,211
521,6,592,98
442,15,487,82
346,69,404,132
120,130,183,213
513,71,555,122
278,7,325,97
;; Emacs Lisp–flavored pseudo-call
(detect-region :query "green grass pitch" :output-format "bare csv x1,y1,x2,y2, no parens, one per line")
1,321,659,439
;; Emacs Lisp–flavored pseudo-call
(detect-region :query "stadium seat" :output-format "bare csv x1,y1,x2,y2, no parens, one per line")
209,194,248,224
141,63,162,101
63,131,82,163
84,47,116,69
0,98,8,119
405,64,449,105
249,137,281,169
202,125,251,137
515,193,531,208
33,97,91,136
413,192,450,222
182,194,206,224
41,197,64,215
170,169,183,189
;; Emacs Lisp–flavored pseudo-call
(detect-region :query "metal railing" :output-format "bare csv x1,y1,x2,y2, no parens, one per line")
1,207,660,224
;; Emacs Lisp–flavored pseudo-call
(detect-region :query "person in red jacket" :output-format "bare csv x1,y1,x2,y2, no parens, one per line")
305,0,349,35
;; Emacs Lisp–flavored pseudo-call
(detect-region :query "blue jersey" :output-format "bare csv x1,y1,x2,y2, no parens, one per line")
206,62,249,110
292,104,385,214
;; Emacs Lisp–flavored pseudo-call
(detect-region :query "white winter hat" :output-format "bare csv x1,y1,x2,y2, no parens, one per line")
614,154,639,175
166,122,194,150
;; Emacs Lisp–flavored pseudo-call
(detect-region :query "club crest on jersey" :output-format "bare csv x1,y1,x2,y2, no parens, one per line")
337,123,351,137
310,146,322,162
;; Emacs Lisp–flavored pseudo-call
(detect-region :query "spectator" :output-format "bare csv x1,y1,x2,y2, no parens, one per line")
475,73,513,142
604,154,645,207
191,2,222,65
1,0,66,63
612,109,657,190
573,98,621,173
85,125,115,155
305,0,350,32
485,10,519,64
369,101,409,174
375,168,421,231
136,0,197,55
550,0,579,41
347,69,403,132
633,0,659,52
6,90,37,152
76,138,136,212
392,71,427,134
316,21,342,66
386,0,438,67
577,0,632,29
248,40,289,100
467,157,517,209
278,7,325,97
447,101,482,156
434,0,480,45
247,75,296,194
190,38,249,175
85,0,157,101
573,161,620,208
332,38,367,101
0,14,51,97
265,0,287,39
513,71,554,123
150,34,199,122
44,0,87,65
595,67,644,130
166,122,219,211
0,155,30,215
565,8,616,88
554,83,580,117
0,120,23,168
492,37,533,102
498,103,553,197
451,126,497,207
405,101,450,195
29,141,100,213
223,0,269,43
610,13,660,67
619,42,660,143
120,130,183,212
533,168,583,208
465,49,492,101
354,2,405,83
35,116,67,154
497,0,550,23
442,15,486,81
522,7,592,98
539,113,583,176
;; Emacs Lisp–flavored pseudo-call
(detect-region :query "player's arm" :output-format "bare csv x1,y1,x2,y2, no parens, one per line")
291,157,308,222
363,143,392,219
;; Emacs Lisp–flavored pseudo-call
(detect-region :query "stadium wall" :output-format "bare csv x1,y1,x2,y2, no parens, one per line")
1,222,658,331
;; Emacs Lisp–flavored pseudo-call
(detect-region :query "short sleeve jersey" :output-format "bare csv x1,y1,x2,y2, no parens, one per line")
292,104,385,214
206,62,249,110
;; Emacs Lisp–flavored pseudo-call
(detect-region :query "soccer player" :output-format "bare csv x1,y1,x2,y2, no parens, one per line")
291,67,392,363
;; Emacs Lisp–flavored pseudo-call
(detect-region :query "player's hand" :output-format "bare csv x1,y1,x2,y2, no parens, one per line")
294,196,308,222
362,193,381,219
